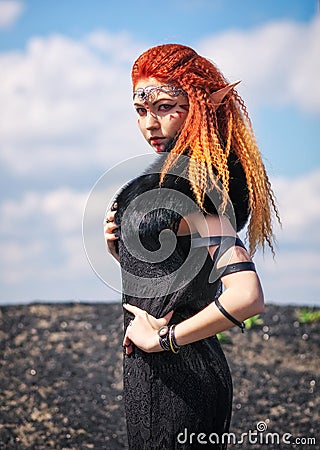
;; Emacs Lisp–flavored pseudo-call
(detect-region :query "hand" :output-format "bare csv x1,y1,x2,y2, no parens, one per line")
103,203,119,261
123,304,174,355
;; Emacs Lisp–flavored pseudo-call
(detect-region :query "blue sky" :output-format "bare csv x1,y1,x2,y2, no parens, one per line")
0,0,316,50
0,0,319,305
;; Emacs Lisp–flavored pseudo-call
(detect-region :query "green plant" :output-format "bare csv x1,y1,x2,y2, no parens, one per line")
217,332,230,343
217,315,263,341
244,314,263,329
297,308,320,324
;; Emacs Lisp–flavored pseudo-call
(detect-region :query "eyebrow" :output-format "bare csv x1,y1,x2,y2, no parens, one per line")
133,97,177,107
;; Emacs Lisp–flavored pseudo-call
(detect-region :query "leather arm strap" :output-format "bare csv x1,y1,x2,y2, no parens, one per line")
214,297,246,333
219,261,256,277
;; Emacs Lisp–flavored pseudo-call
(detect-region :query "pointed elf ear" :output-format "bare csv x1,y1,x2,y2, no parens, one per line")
211,80,241,110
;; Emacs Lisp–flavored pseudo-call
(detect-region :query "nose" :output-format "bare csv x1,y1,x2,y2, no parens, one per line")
145,110,160,130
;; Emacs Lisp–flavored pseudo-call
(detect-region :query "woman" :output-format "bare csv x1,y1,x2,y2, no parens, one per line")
104,44,279,449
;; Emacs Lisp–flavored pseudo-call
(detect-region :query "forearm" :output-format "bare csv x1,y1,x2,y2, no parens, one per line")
174,272,264,346
111,249,120,263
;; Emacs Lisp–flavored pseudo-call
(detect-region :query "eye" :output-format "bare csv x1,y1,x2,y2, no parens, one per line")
135,107,147,116
158,103,175,112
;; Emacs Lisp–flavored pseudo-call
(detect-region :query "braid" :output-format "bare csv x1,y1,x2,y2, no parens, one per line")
230,99,280,254
132,44,281,255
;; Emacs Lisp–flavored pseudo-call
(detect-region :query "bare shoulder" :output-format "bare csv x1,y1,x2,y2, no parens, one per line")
178,212,236,237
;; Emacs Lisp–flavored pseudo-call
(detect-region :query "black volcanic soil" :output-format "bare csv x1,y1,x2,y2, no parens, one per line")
0,303,319,449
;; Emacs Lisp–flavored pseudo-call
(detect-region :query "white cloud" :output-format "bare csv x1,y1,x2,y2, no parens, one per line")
0,169,319,305
85,30,144,64
271,170,320,244
0,188,88,284
0,32,145,177
0,185,121,301
250,169,320,305
1,188,87,233
0,1,24,28
0,20,319,179
0,21,319,305
197,16,320,112
254,248,320,305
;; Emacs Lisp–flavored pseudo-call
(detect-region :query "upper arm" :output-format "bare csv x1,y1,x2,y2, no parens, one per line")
189,213,259,285
189,212,250,263
181,212,264,314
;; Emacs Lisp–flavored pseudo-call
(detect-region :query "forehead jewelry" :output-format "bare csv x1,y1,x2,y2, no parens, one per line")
133,85,187,103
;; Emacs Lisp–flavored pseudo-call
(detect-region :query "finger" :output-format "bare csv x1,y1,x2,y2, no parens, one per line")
123,335,133,355
103,220,118,236
104,223,118,236
104,211,116,224
163,310,174,323
105,233,118,241
108,211,115,222
156,310,174,327
123,333,131,347
123,325,134,355
123,303,144,316
125,342,133,355
104,220,117,231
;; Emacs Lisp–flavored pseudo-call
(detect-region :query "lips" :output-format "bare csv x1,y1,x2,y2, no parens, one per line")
149,137,165,145
148,137,167,153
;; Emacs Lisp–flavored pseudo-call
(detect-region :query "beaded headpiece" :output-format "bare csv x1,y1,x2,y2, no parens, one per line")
133,85,187,103
133,81,240,107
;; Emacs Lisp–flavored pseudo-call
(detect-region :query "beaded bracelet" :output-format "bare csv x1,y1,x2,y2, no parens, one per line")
158,325,181,353
168,325,180,354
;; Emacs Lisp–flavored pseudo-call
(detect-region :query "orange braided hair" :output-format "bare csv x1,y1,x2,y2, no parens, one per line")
132,44,280,255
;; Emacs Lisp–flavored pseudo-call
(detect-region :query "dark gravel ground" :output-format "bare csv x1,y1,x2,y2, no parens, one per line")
0,302,319,450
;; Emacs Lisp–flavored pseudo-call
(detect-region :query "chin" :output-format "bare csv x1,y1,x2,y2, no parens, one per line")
150,137,177,154
154,148,166,154
162,137,176,153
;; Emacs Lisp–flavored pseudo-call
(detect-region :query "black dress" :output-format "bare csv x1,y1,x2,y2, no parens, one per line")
114,154,249,450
